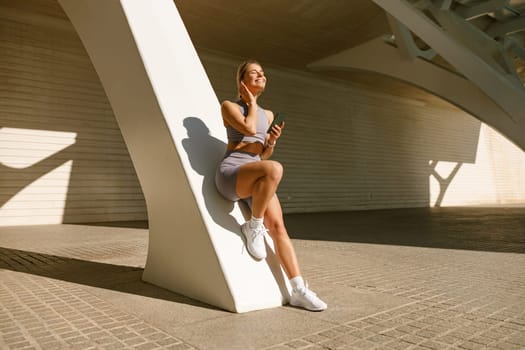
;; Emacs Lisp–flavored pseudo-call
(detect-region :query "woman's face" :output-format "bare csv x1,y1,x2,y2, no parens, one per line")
242,63,266,95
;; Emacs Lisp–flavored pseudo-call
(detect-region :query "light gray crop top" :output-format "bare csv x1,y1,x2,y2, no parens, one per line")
226,100,268,145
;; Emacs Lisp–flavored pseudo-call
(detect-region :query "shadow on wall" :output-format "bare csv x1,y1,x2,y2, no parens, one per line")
428,160,462,206
0,139,75,211
181,116,250,234
423,116,481,207
0,123,146,225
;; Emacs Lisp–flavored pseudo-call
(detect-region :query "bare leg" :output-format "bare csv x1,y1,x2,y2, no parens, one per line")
235,160,283,218
235,160,298,275
263,195,301,279
235,160,327,310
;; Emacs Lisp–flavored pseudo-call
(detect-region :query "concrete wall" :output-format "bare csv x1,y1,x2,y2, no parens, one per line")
1,2,524,225
202,52,525,211
0,2,146,225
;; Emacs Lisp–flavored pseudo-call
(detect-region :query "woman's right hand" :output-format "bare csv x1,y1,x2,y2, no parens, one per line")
240,81,256,106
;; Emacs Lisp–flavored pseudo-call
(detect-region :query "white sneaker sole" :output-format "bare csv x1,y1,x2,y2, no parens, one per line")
289,300,327,312
290,301,328,312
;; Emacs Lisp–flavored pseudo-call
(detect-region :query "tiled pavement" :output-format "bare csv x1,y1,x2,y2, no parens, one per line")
0,207,524,349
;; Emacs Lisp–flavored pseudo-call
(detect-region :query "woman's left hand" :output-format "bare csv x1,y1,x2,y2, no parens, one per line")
268,121,284,144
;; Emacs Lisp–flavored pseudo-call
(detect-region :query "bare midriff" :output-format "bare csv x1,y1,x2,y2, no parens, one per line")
227,141,264,155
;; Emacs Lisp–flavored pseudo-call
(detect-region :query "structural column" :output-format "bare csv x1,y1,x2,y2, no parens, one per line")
58,0,289,312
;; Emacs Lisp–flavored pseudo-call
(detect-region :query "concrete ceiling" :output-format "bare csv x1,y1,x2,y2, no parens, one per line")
174,0,389,68
9,0,522,108
173,0,456,107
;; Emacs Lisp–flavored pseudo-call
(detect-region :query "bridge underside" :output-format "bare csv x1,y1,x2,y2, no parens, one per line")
310,0,525,151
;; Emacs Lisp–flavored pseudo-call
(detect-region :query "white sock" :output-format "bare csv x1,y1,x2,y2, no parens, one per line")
249,216,264,229
290,276,305,291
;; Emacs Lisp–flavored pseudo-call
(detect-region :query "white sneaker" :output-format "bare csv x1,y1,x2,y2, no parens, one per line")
290,284,327,311
241,222,267,260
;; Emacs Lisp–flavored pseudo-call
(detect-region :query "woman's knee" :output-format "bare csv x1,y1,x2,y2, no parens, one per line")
262,160,283,182
265,217,287,238
265,208,286,236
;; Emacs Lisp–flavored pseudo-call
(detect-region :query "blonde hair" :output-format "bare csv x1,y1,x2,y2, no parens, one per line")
236,59,263,98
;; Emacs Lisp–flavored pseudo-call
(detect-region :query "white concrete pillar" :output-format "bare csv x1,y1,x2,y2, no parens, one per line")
58,0,290,312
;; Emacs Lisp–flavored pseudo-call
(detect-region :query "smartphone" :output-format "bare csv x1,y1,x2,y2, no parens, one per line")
267,112,286,133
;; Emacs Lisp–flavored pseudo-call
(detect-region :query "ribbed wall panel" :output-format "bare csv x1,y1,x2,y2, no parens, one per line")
200,53,525,212
0,6,147,225
0,2,523,226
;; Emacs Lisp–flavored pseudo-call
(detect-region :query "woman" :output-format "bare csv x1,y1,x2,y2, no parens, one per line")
215,60,327,311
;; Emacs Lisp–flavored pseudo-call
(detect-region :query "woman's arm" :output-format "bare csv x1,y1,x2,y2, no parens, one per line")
260,140,275,160
221,82,259,135
261,110,284,160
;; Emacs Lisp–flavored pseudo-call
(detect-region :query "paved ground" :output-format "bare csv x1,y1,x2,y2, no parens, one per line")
0,207,524,350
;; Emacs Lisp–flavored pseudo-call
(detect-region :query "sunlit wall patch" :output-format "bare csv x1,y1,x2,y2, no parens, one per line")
429,124,525,207
0,160,74,225
0,127,77,169
0,128,77,225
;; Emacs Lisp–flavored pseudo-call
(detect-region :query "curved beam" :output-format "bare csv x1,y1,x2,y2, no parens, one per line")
58,0,289,312
309,37,525,150
370,0,525,123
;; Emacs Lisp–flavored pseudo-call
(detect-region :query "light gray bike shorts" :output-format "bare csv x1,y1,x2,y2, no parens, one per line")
215,150,261,202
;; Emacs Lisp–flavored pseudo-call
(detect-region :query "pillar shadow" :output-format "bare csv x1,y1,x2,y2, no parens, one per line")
181,117,247,234
0,143,76,208
0,122,145,225
428,160,463,207
0,246,221,311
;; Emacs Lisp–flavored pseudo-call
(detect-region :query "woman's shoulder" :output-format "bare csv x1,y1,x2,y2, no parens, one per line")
221,99,234,110
221,99,241,107
221,100,242,111
221,100,243,121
